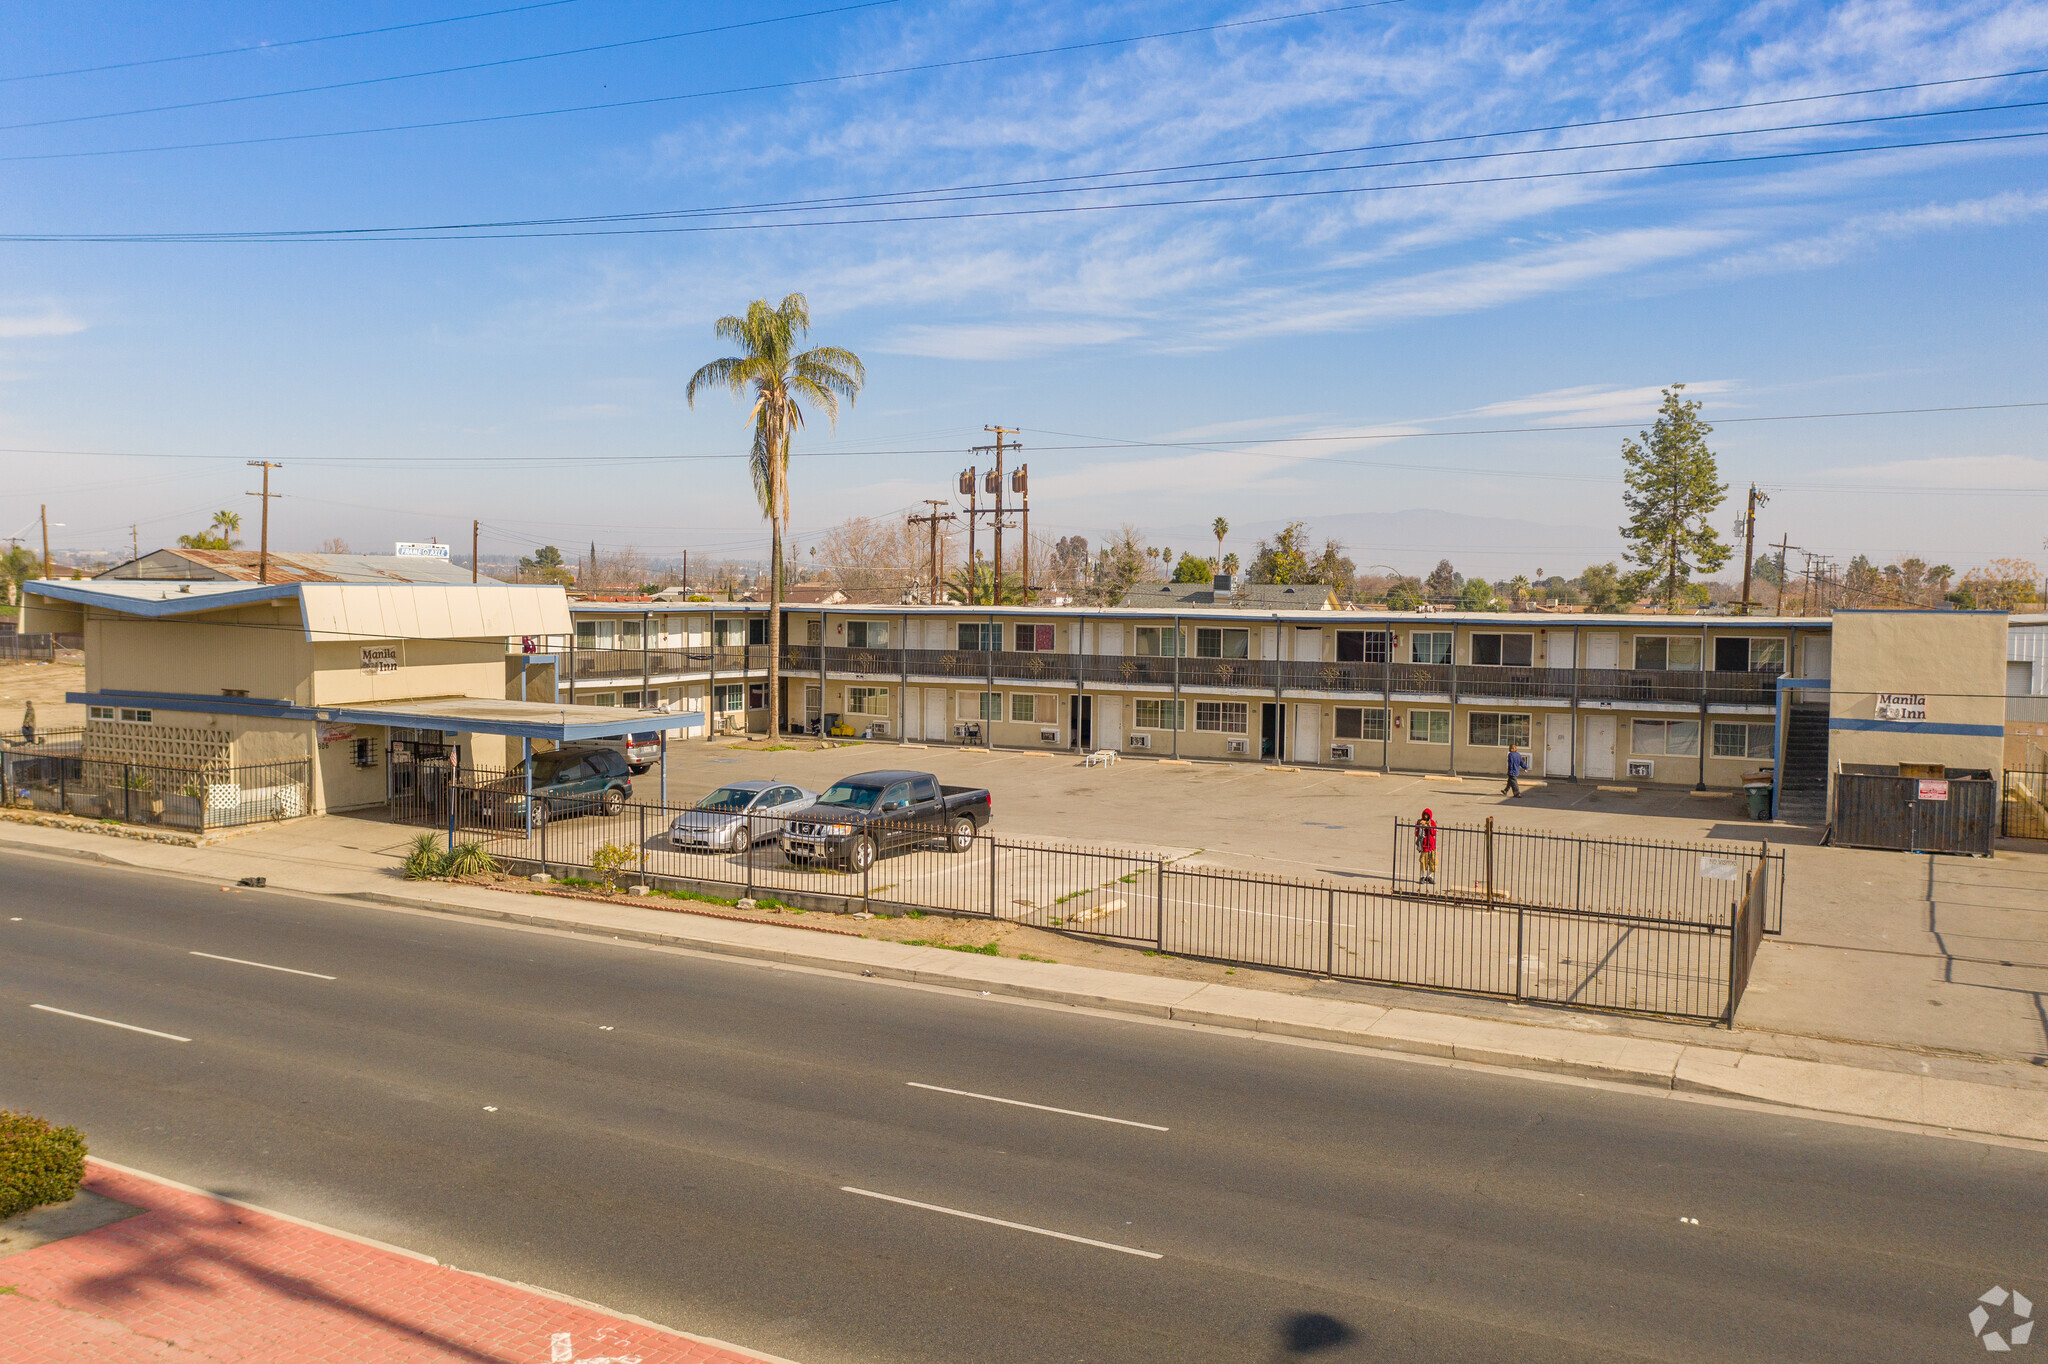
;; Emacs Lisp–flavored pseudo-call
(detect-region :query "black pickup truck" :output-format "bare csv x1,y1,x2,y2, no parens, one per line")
778,770,993,871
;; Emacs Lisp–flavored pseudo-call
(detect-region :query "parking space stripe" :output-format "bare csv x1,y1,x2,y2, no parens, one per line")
188,951,337,979
841,1187,1162,1258
30,1003,191,1042
906,1081,1168,1130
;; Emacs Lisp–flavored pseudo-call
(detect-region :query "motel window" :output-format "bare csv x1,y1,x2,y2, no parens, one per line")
957,623,1000,651
1410,632,1452,665
957,691,1002,721
1713,637,1786,673
1133,626,1182,656
1010,693,1043,723
1469,633,1534,667
620,691,644,708
712,619,744,647
1409,709,1450,744
1195,701,1248,734
1631,718,1700,755
846,620,891,649
1336,630,1390,664
714,684,744,713
89,706,114,720
591,694,618,707
847,687,890,715
1013,623,1056,652
1468,712,1531,748
1195,627,1250,659
1633,636,1701,671
575,620,599,647
1334,707,1387,741
748,683,768,710
1713,721,1776,759
1133,698,1184,730
620,619,643,648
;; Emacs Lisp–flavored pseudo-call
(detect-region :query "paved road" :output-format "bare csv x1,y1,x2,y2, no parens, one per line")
4,850,2042,1362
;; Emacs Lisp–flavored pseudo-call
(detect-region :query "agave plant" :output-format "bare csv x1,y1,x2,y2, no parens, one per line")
443,840,499,879
403,833,447,880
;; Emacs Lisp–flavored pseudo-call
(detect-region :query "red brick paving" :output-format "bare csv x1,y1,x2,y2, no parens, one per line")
0,1160,787,1363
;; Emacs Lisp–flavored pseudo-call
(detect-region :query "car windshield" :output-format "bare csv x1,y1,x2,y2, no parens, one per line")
630,731,659,743
815,784,881,809
515,752,581,784
696,786,758,812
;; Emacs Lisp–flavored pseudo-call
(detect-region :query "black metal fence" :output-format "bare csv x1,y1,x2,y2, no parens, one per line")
393,776,1781,1023
1999,769,2048,842
1,752,311,830
0,633,57,662
1392,818,1785,935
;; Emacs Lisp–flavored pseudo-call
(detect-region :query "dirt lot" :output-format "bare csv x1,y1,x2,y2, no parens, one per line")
0,659,84,732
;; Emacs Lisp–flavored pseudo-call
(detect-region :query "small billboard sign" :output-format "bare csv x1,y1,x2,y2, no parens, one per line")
395,542,451,559
1875,692,1926,722
1917,779,1950,802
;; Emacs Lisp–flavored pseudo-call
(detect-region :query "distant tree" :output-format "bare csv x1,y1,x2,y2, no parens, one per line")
1049,535,1093,596
1957,558,2041,611
1506,574,1532,607
1458,578,1497,611
1382,577,1425,611
945,559,1025,605
518,545,575,586
317,537,351,554
1618,384,1730,610
1314,541,1357,598
1881,557,1953,608
1221,551,1240,576
1,545,37,598
1578,562,1623,613
1172,552,1215,584
177,510,242,550
1212,517,1229,568
1424,559,1459,600
1750,553,1783,588
1249,522,1314,584
1086,525,1155,605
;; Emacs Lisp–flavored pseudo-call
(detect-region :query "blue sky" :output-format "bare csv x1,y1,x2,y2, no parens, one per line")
3,0,2046,579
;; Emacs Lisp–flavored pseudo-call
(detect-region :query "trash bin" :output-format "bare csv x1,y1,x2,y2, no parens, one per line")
1744,783,1772,820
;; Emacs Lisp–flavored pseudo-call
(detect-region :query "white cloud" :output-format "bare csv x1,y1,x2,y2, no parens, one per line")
1812,452,2048,488
0,307,86,339
1462,380,1737,424
1713,189,2048,277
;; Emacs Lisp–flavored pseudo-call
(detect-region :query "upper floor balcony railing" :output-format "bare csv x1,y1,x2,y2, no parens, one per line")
566,644,763,681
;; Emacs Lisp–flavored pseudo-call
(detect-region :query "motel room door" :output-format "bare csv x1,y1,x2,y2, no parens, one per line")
924,689,948,744
1294,704,1321,765
1095,695,1124,752
1582,713,1617,780
1544,713,1572,776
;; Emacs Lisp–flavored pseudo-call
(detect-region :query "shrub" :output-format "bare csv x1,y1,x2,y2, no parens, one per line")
443,840,499,879
0,1110,87,1219
403,833,447,880
591,842,638,893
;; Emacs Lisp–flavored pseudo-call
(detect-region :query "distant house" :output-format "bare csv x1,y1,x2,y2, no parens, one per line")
96,549,483,585
1120,573,1339,611
781,583,851,606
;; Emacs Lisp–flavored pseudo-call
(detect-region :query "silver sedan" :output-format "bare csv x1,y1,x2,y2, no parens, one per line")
668,781,817,852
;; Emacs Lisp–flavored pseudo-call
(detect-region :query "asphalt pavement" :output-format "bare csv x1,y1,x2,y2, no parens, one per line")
3,849,2043,1362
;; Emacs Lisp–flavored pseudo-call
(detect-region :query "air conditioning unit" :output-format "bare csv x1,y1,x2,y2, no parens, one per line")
1627,759,1654,779
1227,738,1250,755
1039,727,1059,744
1330,743,1353,762
866,720,888,737
1128,732,1151,750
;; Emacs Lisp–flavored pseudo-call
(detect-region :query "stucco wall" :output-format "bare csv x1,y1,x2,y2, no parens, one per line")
309,638,511,706
1827,611,2006,774
89,605,314,702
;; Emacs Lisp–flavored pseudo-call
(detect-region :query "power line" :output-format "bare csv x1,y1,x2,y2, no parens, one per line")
0,0,602,84
15,125,2043,242
0,0,906,133
0,1,1398,144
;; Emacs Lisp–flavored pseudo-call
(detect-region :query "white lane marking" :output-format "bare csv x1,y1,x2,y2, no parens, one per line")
30,1004,191,1042
906,1081,1168,1131
840,1187,1162,1258
189,951,336,980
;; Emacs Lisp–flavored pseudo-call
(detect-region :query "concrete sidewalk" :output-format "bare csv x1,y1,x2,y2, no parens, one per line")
2,813,2044,1146
0,1160,789,1364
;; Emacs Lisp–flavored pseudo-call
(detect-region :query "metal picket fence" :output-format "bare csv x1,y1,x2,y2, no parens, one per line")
2000,769,2048,841
2,751,310,831
393,777,1779,1023
1393,818,1785,934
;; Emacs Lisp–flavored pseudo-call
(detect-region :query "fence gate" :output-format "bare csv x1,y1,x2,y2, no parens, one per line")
1834,772,1996,856
2004,769,2048,841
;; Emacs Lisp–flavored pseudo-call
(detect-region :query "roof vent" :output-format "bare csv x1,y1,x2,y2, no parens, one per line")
1212,572,1235,594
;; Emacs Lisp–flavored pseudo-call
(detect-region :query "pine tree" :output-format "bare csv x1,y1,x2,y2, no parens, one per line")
1619,385,1730,611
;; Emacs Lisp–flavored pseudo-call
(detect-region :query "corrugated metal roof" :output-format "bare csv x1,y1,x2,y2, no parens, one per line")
97,549,483,585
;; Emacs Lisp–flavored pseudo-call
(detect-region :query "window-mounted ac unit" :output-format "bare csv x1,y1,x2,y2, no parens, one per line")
1627,759,1654,779
1039,728,1059,744
867,721,888,737
1128,732,1151,749
1330,743,1353,762
1227,738,1250,755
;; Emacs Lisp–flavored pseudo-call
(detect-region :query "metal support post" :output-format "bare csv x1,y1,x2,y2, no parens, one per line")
985,610,996,750
1271,615,1284,762
989,833,999,917
638,806,647,888
523,738,534,842
1172,613,1182,758
1514,901,1525,1001
1696,623,1710,791
1324,885,1335,976
123,764,131,824
1155,857,1166,951
1382,625,1392,775
706,611,717,742
1569,624,1581,783
899,610,909,745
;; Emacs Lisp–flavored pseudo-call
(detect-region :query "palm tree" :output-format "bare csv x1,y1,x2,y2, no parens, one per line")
1212,517,1229,572
686,294,864,740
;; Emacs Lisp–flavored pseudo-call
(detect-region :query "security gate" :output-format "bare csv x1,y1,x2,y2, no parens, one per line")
1834,771,1995,856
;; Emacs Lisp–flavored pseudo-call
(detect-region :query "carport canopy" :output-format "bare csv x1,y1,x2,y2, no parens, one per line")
312,697,703,743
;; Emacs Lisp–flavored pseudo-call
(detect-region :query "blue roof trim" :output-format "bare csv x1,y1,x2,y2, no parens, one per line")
69,689,703,743
1827,718,2003,737
30,580,301,615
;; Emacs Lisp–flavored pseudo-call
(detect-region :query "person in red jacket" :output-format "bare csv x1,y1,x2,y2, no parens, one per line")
1415,807,1438,885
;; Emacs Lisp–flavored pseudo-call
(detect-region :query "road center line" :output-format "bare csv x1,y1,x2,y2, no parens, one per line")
189,951,336,980
905,1081,1168,1131
30,1004,191,1042
840,1187,1162,1259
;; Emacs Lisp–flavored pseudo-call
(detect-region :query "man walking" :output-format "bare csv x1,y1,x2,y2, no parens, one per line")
20,699,34,746
1503,743,1526,798
1414,807,1438,885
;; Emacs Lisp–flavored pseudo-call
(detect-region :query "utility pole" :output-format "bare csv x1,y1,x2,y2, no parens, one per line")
472,519,479,583
984,426,1019,605
1011,463,1030,603
958,466,979,602
909,501,957,604
245,461,281,584
1737,484,1767,615
1773,535,1791,615
129,524,139,575
40,504,50,580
